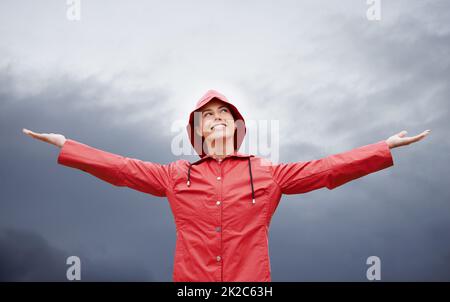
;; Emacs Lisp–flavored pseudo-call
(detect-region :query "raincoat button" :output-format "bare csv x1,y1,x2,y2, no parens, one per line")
216,256,221,262
215,227,221,232
216,201,221,206
216,176,221,181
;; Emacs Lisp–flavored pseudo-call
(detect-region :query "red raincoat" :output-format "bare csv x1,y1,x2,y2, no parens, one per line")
57,89,394,282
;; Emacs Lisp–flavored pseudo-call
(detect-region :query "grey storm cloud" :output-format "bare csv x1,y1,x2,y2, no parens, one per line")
0,0,449,281
0,228,154,281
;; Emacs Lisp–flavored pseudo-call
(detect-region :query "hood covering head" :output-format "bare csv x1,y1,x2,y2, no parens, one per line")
186,89,247,158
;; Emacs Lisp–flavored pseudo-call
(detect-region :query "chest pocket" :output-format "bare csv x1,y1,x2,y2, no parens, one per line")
172,176,217,221
221,183,270,230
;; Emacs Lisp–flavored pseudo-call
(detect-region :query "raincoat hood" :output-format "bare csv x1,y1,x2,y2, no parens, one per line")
186,89,247,158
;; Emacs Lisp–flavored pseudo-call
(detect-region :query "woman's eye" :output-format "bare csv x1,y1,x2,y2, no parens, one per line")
204,112,212,117
221,108,228,113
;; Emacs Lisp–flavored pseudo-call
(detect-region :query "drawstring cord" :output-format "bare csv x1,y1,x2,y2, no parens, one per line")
187,163,192,187
248,157,256,205
186,158,255,205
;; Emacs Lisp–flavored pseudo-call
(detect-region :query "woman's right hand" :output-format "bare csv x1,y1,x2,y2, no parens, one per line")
22,128,67,148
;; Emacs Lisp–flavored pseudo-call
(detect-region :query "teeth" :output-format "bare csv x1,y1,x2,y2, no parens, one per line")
212,124,226,130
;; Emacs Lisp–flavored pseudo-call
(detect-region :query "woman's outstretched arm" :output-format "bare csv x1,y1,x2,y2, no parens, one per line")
271,129,431,195
22,128,172,197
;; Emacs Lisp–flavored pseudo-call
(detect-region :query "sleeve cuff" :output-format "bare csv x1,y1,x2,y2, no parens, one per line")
57,139,81,166
376,139,395,168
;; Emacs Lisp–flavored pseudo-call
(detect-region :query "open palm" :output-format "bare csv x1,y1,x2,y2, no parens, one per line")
22,128,66,148
385,130,431,149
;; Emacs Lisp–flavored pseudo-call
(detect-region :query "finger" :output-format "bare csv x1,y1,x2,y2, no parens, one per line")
414,130,431,139
25,130,42,139
22,128,32,135
23,129,49,142
23,128,39,137
404,132,429,144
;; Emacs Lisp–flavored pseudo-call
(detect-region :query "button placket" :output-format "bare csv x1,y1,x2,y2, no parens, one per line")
216,160,223,281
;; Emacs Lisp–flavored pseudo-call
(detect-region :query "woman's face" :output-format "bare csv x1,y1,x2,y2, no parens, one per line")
195,99,236,142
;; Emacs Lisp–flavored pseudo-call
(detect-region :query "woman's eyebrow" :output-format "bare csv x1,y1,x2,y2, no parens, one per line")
202,106,229,113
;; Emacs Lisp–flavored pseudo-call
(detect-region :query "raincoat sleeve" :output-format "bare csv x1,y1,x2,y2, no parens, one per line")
271,140,394,194
57,139,171,197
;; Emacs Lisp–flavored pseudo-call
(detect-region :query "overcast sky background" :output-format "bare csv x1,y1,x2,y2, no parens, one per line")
1,0,449,281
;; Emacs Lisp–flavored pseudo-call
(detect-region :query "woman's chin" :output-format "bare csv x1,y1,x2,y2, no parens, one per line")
208,131,233,141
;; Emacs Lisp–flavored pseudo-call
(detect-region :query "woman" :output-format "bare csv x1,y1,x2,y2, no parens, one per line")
22,89,430,282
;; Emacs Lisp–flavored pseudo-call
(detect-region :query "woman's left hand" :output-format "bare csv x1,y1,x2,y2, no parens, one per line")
385,130,431,149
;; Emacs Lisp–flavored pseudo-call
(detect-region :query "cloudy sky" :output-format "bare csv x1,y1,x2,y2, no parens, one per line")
1,0,449,281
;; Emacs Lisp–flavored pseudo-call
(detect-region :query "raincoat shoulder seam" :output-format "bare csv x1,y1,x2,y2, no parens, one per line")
165,161,172,196
269,163,283,192
166,160,184,195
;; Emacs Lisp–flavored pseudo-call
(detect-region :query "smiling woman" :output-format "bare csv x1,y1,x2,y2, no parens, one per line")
194,99,237,160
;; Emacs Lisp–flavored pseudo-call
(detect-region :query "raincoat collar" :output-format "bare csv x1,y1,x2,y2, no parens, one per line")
186,153,257,205
190,151,254,166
